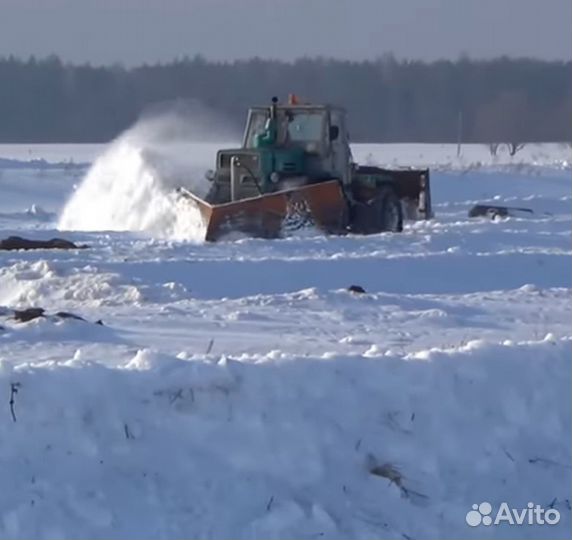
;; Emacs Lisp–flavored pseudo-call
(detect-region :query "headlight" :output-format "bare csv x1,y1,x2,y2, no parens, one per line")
205,169,216,181
270,171,280,183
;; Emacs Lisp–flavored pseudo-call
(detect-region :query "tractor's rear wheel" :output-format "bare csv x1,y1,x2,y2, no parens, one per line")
350,186,403,234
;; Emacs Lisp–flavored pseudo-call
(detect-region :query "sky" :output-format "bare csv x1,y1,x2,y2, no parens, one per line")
0,0,570,65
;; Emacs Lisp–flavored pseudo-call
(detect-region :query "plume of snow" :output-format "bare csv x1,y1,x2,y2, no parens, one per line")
58,101,239,241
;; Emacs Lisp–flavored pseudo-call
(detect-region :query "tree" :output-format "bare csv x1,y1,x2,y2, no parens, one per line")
474,91,530,153
0,55,570,143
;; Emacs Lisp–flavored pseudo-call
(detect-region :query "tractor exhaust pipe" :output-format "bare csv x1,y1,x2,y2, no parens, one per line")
230,156,240,202
270,96,278,119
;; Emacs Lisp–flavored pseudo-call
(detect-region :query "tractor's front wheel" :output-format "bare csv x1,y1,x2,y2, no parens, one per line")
350,186,403,234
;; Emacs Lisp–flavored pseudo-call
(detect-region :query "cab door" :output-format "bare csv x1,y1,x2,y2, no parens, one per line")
328,108,352,186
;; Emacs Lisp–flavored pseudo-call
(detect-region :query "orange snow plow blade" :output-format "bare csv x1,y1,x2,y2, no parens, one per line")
177,180,347,242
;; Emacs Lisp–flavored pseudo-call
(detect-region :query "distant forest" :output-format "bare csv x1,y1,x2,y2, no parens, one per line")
0,55,570,143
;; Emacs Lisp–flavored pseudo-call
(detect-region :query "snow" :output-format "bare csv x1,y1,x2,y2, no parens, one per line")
0,141,570,539
0,141,570,172
352,142,571,173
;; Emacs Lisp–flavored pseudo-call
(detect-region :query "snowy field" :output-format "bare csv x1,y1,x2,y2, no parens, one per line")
0,139,570,539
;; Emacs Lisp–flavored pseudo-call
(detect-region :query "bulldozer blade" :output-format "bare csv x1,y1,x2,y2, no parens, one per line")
177,180,347,242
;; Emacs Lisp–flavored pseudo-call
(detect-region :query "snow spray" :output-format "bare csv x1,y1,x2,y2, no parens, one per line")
58,101,239,241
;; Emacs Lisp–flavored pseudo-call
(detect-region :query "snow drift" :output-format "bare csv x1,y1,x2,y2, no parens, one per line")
0,337,569,539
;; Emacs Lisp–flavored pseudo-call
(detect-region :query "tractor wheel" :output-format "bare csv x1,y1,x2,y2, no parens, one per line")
350,186,403,234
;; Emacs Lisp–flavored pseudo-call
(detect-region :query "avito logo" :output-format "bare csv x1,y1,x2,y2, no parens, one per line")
466,502,560,527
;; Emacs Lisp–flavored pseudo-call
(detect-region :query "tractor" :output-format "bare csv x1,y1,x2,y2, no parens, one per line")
178,96,432,241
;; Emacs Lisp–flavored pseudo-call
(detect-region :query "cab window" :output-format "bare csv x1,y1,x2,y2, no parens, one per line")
286,112,324,143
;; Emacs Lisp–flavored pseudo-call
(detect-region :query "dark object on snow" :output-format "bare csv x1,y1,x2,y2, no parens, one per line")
468,204,533,219
348,285,366,294
54,311,87,322
13,307,45,322
53,311,104,325
52,311,103,325
0,236,88,251
9,307,102,325
369,462,403,484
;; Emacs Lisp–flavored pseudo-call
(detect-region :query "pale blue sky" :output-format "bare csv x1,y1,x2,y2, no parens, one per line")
0,0,570,64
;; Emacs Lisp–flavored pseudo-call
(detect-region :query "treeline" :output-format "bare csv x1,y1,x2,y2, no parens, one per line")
0,55,570,143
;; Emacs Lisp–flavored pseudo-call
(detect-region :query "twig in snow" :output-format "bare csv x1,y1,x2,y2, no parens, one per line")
169,389,184,404
368,459,428,502
124,423,133,440
369,462,403,486
529,457,571,469
9,382,21,422
503,448,515,462
384,411,411,435
546,498,571,511
266,496,274,512
401,485,429,503
206,338,215,355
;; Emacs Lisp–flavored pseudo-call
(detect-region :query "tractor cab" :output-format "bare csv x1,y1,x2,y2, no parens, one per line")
244,98,350,180
179,96,432,241
206,97,351,204
245,102,328,153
